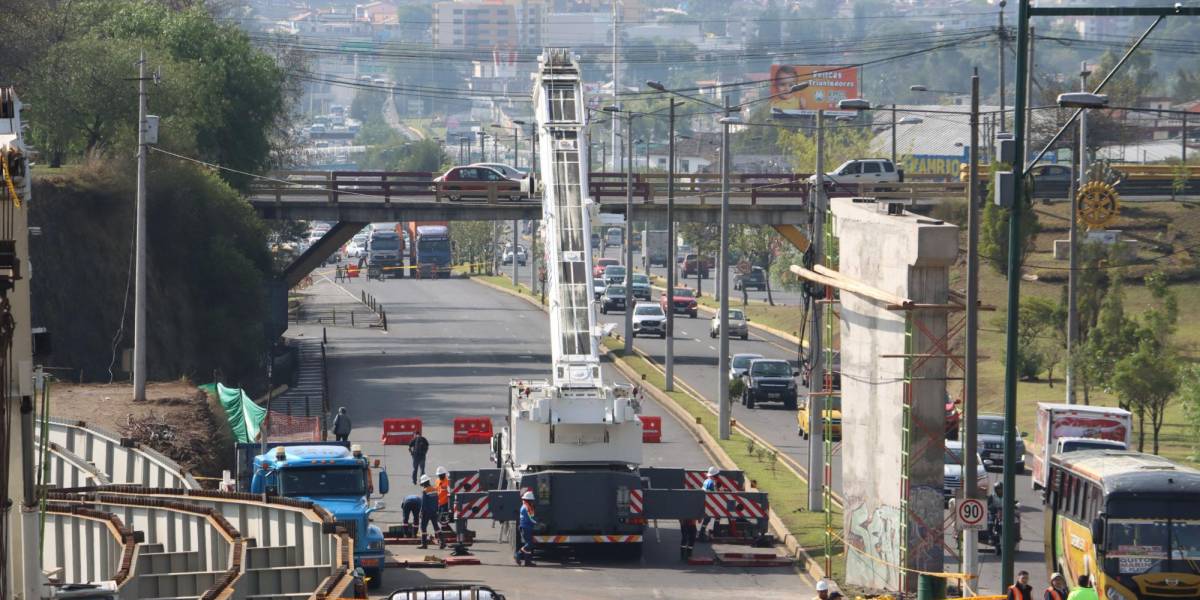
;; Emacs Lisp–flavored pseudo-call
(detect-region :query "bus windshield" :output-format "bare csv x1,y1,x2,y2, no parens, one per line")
1104,495,1200,575
279,466,367,497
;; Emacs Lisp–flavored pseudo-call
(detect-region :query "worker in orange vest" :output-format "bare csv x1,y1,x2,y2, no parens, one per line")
435,466,451,514
1044,572,1070,600
1007,570,1033,600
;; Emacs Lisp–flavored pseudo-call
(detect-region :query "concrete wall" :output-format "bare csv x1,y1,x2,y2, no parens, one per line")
831,198,957,592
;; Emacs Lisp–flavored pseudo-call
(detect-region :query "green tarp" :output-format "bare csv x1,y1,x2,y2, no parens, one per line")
200,383,266,443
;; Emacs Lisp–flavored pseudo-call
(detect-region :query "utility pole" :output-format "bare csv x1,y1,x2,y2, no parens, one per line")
962,71,982,593
611,0,620,172
998,0,1007,133
807,109,825,512
512,219,519,287
1025,26,1035,162
1067,62,1090,405
891,104,898,165
133,50,150,401
665,100,677,391
618,110,635,354
478,131,487,162
717,94,733,440
467,137,473,163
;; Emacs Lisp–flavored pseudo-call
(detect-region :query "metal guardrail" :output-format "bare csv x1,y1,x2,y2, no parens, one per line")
38,417,201,489
42,503,139,592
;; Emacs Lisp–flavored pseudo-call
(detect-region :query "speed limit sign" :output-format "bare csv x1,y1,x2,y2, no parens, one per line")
956,498,986,530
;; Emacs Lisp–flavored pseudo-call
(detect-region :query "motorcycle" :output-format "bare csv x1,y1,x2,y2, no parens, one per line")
977,495,1022,553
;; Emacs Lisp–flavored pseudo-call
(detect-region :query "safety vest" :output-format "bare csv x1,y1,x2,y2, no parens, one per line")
436,478,450,506
1009,585,1028,600
1045,588,1065,600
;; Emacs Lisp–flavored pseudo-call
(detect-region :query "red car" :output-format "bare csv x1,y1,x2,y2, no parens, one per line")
434,165,528,202
593,258,620,278
659,287,699,318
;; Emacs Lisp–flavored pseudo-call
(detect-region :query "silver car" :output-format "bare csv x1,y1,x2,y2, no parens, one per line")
729,352,764,381
710,308,749,340
631,304,667,338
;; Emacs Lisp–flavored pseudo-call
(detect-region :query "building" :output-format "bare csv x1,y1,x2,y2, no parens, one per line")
432,0,544,48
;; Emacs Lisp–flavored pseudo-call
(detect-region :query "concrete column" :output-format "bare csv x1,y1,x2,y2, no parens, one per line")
832,198,958,592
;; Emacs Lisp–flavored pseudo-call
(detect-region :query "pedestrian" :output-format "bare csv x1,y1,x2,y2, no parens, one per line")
679,519,698,561
332,407,352,442
1007,570,1033,600
1045,572,1070,600
812,579,831,600
409,430,429,485
401,493,421,527
435,466,451,515
417,474,439,549
699,466,719,541
514,490,538,566
1066,575,1098,600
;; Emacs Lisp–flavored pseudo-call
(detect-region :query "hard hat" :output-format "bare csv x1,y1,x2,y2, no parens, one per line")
816,580,830,592
436,466,448,476
1051,572,1064,582
522,491,535,501
419,474,431,485
707,466,720,477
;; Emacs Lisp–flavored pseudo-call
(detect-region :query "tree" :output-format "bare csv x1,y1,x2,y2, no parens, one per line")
1000,295,1064,382
1085,274,1139,407
979,163,1042,275
451,221,497,274
731,225,783,306
779,125,871,174
1179,365,1200,461
1111,340,1178,454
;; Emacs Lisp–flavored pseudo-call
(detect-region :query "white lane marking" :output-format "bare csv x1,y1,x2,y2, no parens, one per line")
693,338,702,343
708,345,716,351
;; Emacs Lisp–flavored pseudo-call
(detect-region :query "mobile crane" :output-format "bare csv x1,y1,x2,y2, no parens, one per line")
452,51,770,557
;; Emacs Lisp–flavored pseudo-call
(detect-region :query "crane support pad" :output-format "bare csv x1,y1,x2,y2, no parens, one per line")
450,468,502,494
454,490,521,521
639,467,746,491
641,489,769,521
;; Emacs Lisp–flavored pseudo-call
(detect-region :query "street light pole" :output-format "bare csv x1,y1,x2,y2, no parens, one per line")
807,108,825,512
133,50,149,401
962,71,982,593
998,0,1007,133
891,104,897,165
665,100,677,391
718,94,734,440
1067,62,1090,405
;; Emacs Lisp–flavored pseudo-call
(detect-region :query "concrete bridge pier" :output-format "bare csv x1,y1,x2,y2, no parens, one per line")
831,198,958,592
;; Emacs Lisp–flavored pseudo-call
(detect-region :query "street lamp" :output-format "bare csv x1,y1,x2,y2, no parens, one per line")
837,98,871,111
1056,92,1108,109
603,105,638,355
898,116,924,125
909,84,969,95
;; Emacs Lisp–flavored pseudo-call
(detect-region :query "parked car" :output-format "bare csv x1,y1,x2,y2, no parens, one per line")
603,265,626,286
630,273,652,300
659,287,698,318
593,278,607,300
977,414,1026,473
740,359,799,410
809,158,902,186
710,308,749,340
600,285,627,314
631,304,667,338
797,395,841,440
729,353,764,381
943,440,989,506
434,165,528,202
681,254,711,278
593,258,620,278
734,266,768,291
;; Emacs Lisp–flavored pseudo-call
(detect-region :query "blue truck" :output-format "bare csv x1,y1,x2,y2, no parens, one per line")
408,223,452,278
240,443,390,588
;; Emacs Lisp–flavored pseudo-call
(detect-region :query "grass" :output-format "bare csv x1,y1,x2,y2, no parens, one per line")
965,200,1200,466
648,273,807,338
601,336,845,582
474,273,546,305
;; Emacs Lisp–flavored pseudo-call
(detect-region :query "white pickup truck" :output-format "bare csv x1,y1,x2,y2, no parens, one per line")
1029,402,1131,490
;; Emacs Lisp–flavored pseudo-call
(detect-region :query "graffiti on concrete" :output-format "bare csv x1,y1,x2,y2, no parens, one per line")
846,497,901,589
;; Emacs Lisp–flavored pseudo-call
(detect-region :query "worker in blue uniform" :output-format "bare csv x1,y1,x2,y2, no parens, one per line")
514,490,538,566
401,493,422,527
699,466,719,541
417,474,439,548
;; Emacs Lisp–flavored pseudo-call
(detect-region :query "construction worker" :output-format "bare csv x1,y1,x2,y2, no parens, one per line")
332,407,352,442
813,579,831,600
698,466,719,541
435,466,451,514
514,490,538,566
1045,572,1070,600
1066,575,1098,600
1007,570,1033,600
678,519,697,561
408,431,429,485
417,474,439,548
401,493,421,527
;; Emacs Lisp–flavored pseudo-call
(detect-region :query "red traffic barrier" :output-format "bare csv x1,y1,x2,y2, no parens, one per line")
347,264,360,278
638,415,662,443
381,418,422,445
452,417,493,444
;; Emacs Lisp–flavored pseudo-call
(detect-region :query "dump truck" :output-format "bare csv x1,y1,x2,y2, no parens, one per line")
407,221,452,277
1029,403,1131,490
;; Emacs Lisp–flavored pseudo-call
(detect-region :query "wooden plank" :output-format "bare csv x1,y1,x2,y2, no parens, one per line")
790,264,913,308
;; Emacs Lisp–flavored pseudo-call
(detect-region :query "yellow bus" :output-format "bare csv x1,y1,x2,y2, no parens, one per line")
1045,450,1200,600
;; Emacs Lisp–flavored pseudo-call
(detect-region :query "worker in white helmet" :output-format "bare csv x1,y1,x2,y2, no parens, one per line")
514,490,538,566
435,466,451,515
814,579,832,600
417,474,439,548
699,466,720,541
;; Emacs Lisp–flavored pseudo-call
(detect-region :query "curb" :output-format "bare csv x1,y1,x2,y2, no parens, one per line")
470,275,822,584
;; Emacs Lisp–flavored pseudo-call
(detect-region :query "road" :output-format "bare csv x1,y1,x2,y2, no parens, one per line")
295,275,807,599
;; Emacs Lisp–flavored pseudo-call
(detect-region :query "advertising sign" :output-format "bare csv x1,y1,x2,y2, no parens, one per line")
769,65,860,115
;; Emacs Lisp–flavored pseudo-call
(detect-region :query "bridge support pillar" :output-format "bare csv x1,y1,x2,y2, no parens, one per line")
833,198,958,592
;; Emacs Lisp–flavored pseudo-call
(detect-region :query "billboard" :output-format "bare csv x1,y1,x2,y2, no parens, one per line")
768,65,860,116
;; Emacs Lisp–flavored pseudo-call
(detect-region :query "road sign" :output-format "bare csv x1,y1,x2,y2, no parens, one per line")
957,498,986,530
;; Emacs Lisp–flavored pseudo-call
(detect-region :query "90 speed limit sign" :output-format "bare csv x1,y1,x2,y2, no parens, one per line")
956,498,986,530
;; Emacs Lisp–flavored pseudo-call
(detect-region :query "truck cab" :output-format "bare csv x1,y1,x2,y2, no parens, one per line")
249,444,389,587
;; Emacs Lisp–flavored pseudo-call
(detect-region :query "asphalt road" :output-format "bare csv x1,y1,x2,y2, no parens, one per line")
296,275,807,599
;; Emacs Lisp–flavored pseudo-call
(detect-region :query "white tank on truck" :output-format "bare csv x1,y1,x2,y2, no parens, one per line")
1029,402,1131,489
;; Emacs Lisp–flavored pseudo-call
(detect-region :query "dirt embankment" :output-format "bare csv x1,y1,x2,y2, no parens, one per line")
49,381,234,478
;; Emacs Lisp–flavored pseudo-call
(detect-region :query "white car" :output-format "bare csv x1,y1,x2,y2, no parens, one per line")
344,240,365,258
944,440,989,506
593,278,606,300
729,352,764,381
631,304,667,338
710,308,749,340
808,158,901,186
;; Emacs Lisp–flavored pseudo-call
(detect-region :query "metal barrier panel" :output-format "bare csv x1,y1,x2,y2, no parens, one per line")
42,512,124,586
40,418,199,489
40,442,111,488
